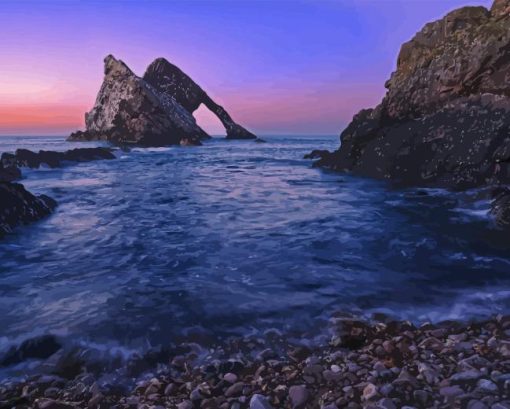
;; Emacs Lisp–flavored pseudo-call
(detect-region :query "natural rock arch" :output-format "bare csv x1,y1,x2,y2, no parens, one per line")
143,58,255,140
68,55,256,146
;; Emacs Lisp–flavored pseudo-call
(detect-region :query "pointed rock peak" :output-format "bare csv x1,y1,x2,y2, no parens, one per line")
491,0,510,17
144,57,183,77
104,54,134,77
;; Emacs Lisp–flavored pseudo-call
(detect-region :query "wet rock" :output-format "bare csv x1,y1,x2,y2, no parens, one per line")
223,373,238,384
36,399,75,409
225,382,244,397
377,398,396,409
413,390,430,406
492,402,510,409
0,335,61,366
363,383,378,401
288,346,311,362
450,370,482,385
477,379,499,393
314,1,510,191
491,188,510,227
0,163,21,182
177,400,193,409
88,392,103,408
304,150,331,160
1,147,115,169
0,182,57,239
164,383,177,396
289,385,310,409
249,394,274,409
439,385,464,399
468,400,489,409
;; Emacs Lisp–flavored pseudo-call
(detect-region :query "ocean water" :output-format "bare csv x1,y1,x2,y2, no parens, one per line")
1,135,510,369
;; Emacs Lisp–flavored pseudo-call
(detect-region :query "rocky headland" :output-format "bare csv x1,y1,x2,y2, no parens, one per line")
68,55,255,146
309,0,510,222
0,147,116,237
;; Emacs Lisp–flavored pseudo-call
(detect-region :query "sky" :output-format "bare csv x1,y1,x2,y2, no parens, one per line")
0,0,493,136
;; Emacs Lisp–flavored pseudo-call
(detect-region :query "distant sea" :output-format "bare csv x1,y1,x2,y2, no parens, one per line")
1,135,509,377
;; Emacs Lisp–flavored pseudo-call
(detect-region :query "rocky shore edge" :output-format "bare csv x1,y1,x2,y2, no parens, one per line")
0,147,115,237
1,315,509,409
306,0,510,227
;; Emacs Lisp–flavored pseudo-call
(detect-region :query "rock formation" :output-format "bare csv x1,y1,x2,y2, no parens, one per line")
0,162,21,182
143,58,256,140
313,0,510,190
1,147,115,169
0,147,117,237
0,182,57,237
68,55,255,145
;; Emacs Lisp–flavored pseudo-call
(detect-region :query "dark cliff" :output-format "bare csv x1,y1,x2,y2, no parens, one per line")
315,0,510,190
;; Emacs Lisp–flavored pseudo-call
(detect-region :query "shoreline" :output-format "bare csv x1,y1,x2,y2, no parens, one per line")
1,315,509,409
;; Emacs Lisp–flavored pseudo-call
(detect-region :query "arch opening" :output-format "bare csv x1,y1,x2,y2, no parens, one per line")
193,104,226,137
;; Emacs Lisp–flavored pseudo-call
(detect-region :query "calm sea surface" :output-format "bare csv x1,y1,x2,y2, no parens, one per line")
1,135,509,365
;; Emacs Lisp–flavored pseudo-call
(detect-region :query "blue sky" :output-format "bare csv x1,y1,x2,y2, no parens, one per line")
0,0,493,135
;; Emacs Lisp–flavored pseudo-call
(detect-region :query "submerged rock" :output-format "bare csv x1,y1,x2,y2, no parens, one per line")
314,0,510,190
68,55,255,146
0,182,57,237
1,147,115,169
0,335,61,366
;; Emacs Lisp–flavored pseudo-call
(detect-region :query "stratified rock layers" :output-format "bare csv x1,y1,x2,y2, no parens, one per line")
68,55,255,146
316,0,510,189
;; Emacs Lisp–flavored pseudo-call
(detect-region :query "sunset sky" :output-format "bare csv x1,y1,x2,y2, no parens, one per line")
0,0,492,136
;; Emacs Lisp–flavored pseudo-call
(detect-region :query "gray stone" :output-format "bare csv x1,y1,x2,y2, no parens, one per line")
477,379,498,393
363,383,378,401
289,385,310,409
467,400,489,409
450,370,482,384
225,382,244,397
177,401,193,409
377,398,396,409
250,394,274,409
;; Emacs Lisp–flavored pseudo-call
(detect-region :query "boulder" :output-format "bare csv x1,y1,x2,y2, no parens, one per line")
0,335,61,366
314,0,510,190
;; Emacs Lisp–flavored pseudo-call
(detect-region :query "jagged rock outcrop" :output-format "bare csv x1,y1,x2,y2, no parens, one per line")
0,163,21,182
143,58,256,140
0,182,57,237
1,147,115,169
68,55,255,146
314,0,510,190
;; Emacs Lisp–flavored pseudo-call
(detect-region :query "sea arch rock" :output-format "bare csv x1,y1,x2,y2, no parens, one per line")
143,58,256,140
68,55,255,146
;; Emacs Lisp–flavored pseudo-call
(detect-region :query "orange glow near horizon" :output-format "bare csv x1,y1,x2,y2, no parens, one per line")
0,105,87,135
0,80,383,136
